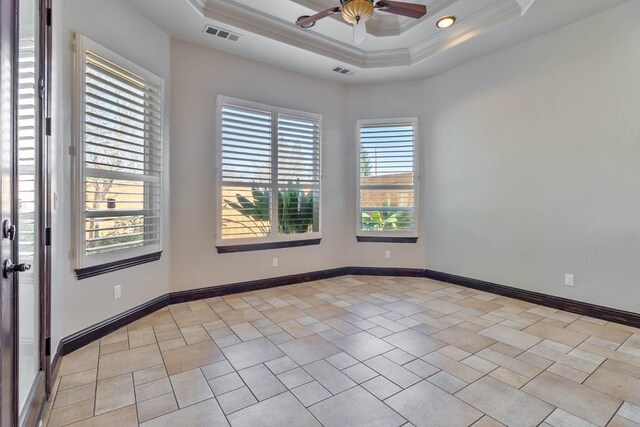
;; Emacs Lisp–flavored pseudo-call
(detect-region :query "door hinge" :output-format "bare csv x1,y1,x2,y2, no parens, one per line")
68,145,76,156
38,78,45,100
45,117,51,136
44,227,51,246
45,337,51,357
46,7,52,27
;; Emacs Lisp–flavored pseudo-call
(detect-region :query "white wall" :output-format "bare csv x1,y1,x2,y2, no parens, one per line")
350,0,640,313
169,40,349,291
51,0,171,349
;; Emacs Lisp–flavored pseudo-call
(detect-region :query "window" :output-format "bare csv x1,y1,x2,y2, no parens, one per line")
74,35,164,276
217,96,321,251
357,118,418,242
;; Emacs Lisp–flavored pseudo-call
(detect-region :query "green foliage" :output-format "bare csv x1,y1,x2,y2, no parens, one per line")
224,183,316,236
278,187,315,234
361,202,412,231
360,150,372,177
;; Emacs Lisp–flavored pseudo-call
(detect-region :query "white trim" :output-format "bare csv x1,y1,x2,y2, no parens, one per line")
215,95,322,248
356,117,419,239
73,34,165,270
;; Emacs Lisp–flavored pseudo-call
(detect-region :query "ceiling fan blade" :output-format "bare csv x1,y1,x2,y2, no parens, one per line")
296,7,341,27
353,21,367,45
375,1,427,19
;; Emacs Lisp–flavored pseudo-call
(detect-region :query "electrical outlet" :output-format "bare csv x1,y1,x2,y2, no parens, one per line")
564,274,574,287
114,285,122,299
273,257,279,267
384,250,391,259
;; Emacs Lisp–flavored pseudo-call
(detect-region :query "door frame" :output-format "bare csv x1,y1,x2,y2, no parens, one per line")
20,0,53,422
0,0,52,425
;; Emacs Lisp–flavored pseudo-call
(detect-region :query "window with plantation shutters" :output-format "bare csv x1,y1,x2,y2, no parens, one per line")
357,118,418,239
217,96,321,249
74,35,164,271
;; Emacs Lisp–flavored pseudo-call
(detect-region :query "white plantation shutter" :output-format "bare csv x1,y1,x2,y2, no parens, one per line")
277,115,320,234
75,35,164,267
218,97,321,244
358,119,417,236
220,104,273,239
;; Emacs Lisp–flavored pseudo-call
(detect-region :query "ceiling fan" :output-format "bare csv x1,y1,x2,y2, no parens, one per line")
295,0,427,45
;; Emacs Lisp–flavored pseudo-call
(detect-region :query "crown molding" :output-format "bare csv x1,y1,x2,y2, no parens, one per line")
410,0,522,64
205,0,369,66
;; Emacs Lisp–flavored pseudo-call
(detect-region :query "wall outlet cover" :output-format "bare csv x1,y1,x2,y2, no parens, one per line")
564,274,574,287
114,285,122,299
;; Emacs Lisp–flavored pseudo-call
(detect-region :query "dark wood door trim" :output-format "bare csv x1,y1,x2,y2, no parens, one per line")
40,0,53,399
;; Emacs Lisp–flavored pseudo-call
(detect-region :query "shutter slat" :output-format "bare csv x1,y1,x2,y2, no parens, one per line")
86,131,161,152
85,73,162,109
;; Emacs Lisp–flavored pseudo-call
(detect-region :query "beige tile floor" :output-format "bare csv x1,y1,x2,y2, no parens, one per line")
42,275,640,427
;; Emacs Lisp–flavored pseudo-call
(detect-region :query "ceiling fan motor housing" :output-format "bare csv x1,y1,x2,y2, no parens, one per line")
341,0,375,24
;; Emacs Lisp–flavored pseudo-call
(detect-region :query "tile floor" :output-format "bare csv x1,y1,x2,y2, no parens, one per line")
42,275,640,427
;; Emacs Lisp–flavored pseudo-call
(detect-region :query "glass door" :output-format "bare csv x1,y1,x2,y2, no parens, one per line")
0,0,49,425
0,1,20,424
17,0,41,417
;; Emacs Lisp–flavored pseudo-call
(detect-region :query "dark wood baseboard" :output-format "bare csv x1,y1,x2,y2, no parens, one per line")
58,294,169,356
348,266,426,277
55,266,640,363
169,267,349,304
58,266,420,356
424,269,640,329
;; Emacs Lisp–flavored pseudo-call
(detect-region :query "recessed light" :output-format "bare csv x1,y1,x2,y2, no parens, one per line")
436,15,456,29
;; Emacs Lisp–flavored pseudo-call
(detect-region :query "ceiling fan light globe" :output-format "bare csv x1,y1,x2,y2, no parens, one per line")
341,0,375,24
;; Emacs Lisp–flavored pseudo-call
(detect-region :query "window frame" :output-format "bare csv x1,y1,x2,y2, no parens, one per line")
356,117,419,240
215,95,322,250
73,34,165,273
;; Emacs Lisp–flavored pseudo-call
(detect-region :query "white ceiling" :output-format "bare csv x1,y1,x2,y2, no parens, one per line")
126,0,628,83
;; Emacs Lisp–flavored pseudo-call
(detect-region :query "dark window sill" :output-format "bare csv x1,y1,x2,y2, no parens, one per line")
217,238,321,253
356,236,418,243
75,252,162,280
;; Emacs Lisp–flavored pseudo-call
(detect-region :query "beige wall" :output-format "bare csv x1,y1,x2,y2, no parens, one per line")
169,40,349,292
349,0,640,313
51,0,640,352
51,0,172,349
346,81,428,268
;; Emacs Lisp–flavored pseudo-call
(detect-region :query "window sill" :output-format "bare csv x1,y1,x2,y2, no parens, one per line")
75,251,162,280
217,238,321,254
356,236,418,243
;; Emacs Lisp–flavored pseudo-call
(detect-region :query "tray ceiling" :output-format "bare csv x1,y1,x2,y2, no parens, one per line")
126,0,629,83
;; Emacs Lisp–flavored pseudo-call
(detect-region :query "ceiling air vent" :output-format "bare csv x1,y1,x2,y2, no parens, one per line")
332,66,355,76
204,25,241,42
